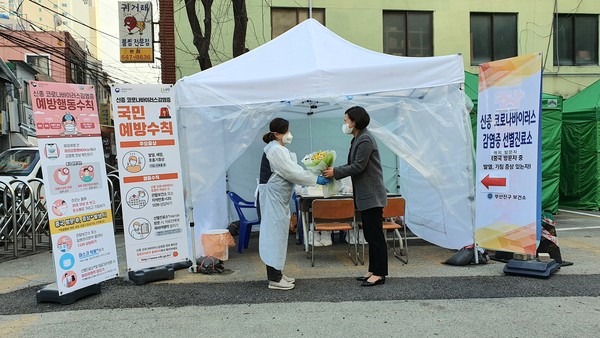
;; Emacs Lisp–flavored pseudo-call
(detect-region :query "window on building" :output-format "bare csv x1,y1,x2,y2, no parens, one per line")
554,14,598,66
26,55,50,75
271,7,325,39
0,83,6,110
470,13,517,65
70,62,85,84
383,11,433,57
62,3,67,8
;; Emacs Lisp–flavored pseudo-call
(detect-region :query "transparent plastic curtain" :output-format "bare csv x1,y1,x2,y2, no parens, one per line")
348,86,476,249
177,85,475,249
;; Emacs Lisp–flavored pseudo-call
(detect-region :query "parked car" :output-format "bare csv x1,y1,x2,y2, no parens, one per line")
0,147,43,197
0,147,42,181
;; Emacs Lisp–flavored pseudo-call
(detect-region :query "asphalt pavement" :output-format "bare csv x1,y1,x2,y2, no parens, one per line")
1,209,599,337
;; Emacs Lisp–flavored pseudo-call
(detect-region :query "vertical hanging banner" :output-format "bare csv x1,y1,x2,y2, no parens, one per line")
30,81,119,295
475,53,543,255
118,1,154,63
111,84,189,271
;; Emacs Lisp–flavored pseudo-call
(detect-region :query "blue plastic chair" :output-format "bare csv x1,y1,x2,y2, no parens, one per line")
227,191,260,254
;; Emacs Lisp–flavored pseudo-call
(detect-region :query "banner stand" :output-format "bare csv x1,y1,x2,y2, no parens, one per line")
36,283,101,305
503,258,560,278
167,260,193,270
127,266,174,285
126,260,192,285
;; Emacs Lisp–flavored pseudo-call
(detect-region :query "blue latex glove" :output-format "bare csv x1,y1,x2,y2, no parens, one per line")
316,176,330,185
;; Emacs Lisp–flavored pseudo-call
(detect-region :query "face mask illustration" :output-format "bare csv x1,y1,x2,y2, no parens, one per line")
46,144,59,159
64,124,76,133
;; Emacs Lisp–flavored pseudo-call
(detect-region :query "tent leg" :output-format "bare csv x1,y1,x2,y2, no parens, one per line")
188,210,200,273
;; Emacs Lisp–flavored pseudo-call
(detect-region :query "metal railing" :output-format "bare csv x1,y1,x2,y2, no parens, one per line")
0,179,49,259
0,170,123,260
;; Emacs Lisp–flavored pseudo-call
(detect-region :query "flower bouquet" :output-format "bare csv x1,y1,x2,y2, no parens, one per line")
301,150,341,197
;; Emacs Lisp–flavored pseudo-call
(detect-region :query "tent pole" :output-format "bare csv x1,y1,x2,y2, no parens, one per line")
188,210,199,273
309,114,314,152
178,114,199,273
309,0,312,18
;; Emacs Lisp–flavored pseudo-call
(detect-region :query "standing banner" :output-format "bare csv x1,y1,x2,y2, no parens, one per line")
118,1,154,63
111,84,189,271
475,53,543,255
30,81,119,295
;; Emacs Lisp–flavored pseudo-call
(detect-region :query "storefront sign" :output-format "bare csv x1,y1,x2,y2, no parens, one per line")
118,1,154,63
111,84,189,271
475,53,542,255
30,81,119,295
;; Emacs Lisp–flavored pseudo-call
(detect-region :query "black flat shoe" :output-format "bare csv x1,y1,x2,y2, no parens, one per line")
361,276,385,287
356,275,371,281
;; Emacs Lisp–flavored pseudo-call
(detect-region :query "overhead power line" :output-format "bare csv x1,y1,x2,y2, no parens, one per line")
0,5,154,84
28,0,119,39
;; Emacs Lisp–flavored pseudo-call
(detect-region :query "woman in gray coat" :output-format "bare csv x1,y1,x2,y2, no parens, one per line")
323,106,388,286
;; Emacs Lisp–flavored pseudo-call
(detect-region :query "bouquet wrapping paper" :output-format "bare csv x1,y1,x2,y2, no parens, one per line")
302,150,341,197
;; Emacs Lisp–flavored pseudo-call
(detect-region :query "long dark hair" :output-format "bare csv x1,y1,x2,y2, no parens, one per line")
262,117,289,143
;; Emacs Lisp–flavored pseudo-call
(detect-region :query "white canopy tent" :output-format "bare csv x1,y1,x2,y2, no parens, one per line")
174,19,475,255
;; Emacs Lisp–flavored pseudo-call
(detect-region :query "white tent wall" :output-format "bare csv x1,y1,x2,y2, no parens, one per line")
174,19,474,258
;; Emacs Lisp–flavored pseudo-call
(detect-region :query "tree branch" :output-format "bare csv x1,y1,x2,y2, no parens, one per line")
184,0,212,70
232,0,248,57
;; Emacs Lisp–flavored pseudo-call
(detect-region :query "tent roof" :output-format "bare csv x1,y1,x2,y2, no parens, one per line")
563,79,600,122
176,19,464,107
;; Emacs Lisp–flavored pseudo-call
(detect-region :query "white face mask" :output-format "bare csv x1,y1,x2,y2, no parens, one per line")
64,124,76,132
342,123,354,134
282,132,293,144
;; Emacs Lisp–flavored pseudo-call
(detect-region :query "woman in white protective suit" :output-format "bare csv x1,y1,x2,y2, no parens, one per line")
259,118,330,290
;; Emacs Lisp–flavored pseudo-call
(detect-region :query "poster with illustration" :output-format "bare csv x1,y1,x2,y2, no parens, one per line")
111,84,189,271
30,81,119,295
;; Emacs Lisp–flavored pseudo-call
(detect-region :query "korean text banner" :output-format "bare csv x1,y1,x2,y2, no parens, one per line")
30,81,119,295
475,53,542,255
118,1,154,63
111,84,190,271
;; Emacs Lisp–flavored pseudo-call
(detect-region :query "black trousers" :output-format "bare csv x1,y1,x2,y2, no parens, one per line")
360,207,388,276
266,265,282,282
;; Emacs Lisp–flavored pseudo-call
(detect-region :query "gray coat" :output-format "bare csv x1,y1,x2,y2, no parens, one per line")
333,129,387,211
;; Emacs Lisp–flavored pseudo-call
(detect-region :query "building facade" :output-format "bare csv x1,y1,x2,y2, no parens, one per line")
170,0,600,98
0,30,112,150
1,0,99,59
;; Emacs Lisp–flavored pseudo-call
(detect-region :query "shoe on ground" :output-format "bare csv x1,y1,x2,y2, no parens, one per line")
361,276,385,287
282,274,295,284
268,279,295,290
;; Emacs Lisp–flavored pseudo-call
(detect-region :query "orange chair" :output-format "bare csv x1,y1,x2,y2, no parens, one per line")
309,198,357,267
382,197,408,263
